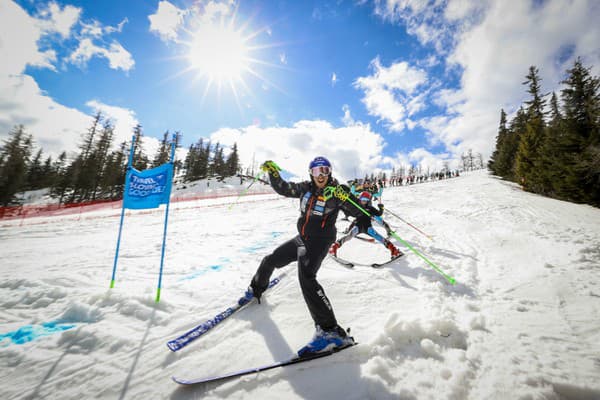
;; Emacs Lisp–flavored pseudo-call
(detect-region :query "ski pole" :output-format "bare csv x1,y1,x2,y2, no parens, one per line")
327,186,456,285
384,207,434,241
228,172,263,210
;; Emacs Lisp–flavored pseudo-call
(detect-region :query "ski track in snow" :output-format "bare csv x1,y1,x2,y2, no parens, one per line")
1,171,599,400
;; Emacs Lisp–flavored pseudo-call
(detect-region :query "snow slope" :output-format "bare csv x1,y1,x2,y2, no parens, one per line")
1,170,599,400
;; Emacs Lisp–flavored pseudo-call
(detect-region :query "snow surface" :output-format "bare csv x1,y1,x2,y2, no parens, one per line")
1,170,599,400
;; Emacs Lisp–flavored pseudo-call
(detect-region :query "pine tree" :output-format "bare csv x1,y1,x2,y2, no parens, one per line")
560,58,600,205
153,131,171,167
225,142,240,177
101,141,128,199
488,109,507,175
40,155,54,189
494,107,526,181
183,142,197,182
91,120,115,199
26,148,45,190
554,58,600,203
132,124,150,171
210,142,225,177
198,140,211,179
51,152,69,202
0,125,33,206
515,66,547,191
172,131,183,174
69,112,102,202
535,92,564,197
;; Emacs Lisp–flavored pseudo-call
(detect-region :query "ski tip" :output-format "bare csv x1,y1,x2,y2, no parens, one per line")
172,376,197,385
329,254,355,268
371,254,404,268
166,342,178,352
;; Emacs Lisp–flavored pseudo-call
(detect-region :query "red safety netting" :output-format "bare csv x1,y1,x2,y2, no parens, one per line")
0,189,274,221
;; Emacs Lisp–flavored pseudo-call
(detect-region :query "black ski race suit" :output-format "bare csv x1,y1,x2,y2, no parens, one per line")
353,203,383,232
251,171,363,331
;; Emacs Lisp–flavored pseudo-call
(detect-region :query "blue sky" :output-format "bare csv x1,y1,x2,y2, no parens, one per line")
1,0,599,180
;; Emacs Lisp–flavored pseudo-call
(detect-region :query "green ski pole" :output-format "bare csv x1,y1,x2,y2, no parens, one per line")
328,185,456,285
228,172,263,210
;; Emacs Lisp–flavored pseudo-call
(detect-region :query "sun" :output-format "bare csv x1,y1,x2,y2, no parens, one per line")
178,9,282,107
188,23,250,82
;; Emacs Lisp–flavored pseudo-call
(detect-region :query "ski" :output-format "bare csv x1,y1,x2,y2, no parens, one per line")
355,235,376,243
172,342,357,385
329,254,355,268
371,254,403,268
167,273,286,352
329,253,402,269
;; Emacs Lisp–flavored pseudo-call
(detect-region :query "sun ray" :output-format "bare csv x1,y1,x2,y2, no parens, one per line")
166,6,295,112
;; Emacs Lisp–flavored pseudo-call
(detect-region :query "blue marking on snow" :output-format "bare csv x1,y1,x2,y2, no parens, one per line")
242,232,283,253
179,264,224,281
0,321,76,346
242,243,267,253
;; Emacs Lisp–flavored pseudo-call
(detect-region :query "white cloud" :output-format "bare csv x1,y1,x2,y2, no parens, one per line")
440,0,600,160
69,38,134,71
0,1,135,159
199,0,235,24
148,1,237,44
279,53,287,65
37,1,81,39
444,0,476,21
148,1,186,42
341,104,354,125
331,72,338,86
0,0,90,157
104,41,134,71
0,0,58,74
81,18,128,38
408,147,453,171
209,119,386,181
369,0,600,164
0,74,92,158
373,0,453,52
354,57,428,132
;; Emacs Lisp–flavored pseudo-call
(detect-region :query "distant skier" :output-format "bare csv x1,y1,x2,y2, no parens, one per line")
249,156,363,356
329,191,402,260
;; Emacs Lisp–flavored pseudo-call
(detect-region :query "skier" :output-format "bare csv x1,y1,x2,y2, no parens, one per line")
249,157,363,356
329,191,402,259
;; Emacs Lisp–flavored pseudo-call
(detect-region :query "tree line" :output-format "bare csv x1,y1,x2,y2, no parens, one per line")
488,58,600,207
0,113,240,206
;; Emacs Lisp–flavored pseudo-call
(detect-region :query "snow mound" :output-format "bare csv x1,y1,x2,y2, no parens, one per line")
59,302,102,323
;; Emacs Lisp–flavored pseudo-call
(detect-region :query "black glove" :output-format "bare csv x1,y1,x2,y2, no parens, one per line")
378,204,384,211
250,276,267,304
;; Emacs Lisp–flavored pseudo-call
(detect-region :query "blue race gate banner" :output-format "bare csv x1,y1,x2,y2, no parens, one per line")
123,163,173,210
112,133,177,302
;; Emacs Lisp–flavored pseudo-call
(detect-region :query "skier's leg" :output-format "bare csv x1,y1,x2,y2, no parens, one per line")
329,226,358,256
251,236,300,300
338,226,359,246
366,226,386,244
368,227,401,258
298,239,339,330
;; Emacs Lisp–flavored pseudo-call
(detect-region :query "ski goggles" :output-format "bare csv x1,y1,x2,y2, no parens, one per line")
310,166,331,177
359,196,370,203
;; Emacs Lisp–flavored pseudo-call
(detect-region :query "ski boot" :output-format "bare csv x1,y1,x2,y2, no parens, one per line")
386,242,403,259
297,325,355,357
328,241,341,257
